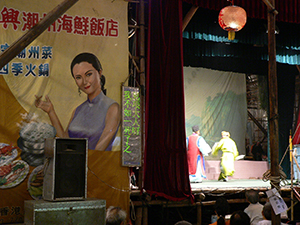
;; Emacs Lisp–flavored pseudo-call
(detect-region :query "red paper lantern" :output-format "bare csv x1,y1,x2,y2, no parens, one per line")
218,5,247,40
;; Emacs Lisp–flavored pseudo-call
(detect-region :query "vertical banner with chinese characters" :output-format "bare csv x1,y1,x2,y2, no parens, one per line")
122,86,142,166
0,0,129,223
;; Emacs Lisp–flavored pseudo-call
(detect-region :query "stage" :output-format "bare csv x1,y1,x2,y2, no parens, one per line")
130,178,299,225
204,159,270,180
131,159,296,203
130,160,300,225
191,178,272,191
193,159,298,193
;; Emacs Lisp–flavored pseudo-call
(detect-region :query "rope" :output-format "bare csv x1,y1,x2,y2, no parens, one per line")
262,166,288,190
130,200,136,221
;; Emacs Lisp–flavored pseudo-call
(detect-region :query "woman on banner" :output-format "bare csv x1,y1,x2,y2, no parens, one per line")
35,52,120,151
211,131,239,181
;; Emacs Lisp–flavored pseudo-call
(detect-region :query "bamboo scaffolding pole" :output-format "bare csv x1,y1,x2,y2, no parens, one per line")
197,203,202,225
131,197,290,207
129,52,141,74
290,135,294,221
0,0,79,70
247,110,268,141
182,6,199,32
296,65,300,73
262,0,278,15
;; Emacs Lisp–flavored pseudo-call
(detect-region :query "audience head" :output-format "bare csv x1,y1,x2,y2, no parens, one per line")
245,189,260,204
174,220,192,225
214,197,230,225
262,202,272,220
214,197,230,217
106,206,126,225
230,210,250,225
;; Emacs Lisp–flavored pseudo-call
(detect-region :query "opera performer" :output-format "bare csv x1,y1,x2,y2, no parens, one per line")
186,125,212,183
212,131,239,182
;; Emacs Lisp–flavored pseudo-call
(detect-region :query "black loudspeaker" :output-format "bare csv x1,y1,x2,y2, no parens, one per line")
43,138,88,201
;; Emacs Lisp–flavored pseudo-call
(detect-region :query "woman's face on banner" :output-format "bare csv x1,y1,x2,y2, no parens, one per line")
72,62,102,97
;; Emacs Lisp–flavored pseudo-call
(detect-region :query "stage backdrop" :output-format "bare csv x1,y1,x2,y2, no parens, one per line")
0,0,129,223
184,67,247,156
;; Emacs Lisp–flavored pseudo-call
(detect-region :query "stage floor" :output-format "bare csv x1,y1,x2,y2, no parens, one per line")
130,179,298,198
190,178,299,195
191,178,271,189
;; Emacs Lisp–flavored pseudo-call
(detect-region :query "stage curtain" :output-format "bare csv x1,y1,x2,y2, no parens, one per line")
182,5,300,66
278,73,295,178
182,0,300,24
144,0,192,201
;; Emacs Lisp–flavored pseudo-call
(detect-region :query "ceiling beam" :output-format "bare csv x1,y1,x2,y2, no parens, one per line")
0,0,79,70
182,5,199,32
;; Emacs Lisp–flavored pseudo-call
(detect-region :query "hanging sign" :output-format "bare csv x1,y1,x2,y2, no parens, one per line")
266,188,288,215
121,86,141,166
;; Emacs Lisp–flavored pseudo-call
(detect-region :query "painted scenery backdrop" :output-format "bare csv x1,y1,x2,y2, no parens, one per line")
0,0,129,223
184,67,247,156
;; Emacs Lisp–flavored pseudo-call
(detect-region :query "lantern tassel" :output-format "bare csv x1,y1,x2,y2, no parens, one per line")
228,30,235,40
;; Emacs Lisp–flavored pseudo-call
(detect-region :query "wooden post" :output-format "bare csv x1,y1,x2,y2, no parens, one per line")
138,0,146,191
266,0,281,225
142,206,148,225
136,207,143,225
0,0,79,70
196,202,202,225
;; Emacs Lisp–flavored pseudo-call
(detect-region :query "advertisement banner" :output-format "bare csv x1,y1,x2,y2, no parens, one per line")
0,0,129,223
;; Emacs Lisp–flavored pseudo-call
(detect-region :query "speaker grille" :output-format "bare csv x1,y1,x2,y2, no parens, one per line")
54,139,87,199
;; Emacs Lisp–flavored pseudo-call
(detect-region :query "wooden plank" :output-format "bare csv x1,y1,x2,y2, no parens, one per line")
0,0,79,70
182,6,199,32
261,0,278,15
197,204,202,225
135,207,142,225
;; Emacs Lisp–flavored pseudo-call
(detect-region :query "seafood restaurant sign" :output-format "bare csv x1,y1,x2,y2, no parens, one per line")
0,0,129,223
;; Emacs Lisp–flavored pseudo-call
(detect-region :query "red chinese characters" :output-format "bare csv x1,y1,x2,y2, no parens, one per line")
0,7,119,37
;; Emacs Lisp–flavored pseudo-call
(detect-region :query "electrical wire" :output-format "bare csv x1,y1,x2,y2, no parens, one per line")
88,166,131,193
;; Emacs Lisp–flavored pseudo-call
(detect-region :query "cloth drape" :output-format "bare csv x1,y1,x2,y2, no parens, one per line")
144,0,192,201
278,73,295,177
182,0,300,24
182,5,300,66
293,109,300,145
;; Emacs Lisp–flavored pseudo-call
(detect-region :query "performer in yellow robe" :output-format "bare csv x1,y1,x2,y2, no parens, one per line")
211,131,239,181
